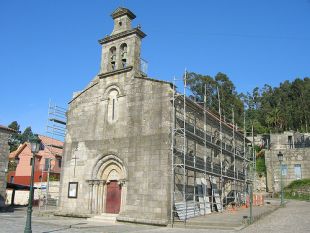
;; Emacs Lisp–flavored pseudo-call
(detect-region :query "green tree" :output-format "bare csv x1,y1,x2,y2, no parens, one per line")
245,77,310,133
7,121,34,152
8,121,21,152
187,71,244,126
187,72,309,133
21,127,34,143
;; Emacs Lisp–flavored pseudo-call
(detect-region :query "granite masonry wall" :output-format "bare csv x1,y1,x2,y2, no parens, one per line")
0,127,13,207
265,148,310,193
58,70,173,225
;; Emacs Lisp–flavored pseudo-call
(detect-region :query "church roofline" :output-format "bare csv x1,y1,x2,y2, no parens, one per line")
111,7,136,20
134,76,174,87
98,27,146,45
68,81,99,104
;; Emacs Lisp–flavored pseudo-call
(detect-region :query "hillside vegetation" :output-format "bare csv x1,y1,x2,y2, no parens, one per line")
284,179,310,201
187,72,310,134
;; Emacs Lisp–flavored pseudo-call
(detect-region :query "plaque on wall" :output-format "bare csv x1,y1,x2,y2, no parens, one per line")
68,182,78,198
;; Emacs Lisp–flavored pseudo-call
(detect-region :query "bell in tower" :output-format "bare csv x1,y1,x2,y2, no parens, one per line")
99,7,146,77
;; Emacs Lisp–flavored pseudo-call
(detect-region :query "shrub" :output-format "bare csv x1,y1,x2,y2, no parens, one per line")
285,179,310,189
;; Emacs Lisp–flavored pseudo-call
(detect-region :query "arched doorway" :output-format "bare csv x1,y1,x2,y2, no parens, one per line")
89,155,127,215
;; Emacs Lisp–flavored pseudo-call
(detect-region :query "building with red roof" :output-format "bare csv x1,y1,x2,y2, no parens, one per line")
7,135,63,186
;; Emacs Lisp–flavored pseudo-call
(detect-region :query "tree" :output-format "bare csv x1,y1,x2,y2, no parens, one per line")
21,127,34,143
7,121,34,152
187,72,309,133
187,71,244,126
8,121,21,152
245,77,310,133
8,121,20,132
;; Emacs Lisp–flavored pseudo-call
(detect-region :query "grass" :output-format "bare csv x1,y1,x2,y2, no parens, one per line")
283,179,310,201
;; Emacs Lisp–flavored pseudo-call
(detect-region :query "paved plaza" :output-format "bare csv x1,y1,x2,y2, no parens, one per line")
0,200,309,233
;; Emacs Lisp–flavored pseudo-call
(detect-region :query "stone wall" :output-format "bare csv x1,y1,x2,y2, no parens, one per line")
58,71,172,225
269,131,310,149
265,148,310,193
0,128,13,208
254,173,267,192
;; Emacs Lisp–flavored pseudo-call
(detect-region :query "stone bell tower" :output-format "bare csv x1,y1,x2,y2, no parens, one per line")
99,7,146,77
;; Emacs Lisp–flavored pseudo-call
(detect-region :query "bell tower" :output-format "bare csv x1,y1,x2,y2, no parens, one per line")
99,7,146,77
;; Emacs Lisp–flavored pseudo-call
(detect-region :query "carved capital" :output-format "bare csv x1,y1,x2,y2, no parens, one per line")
94,180,101,185
87,180,94,186
118,179,127,187
100,180,106,186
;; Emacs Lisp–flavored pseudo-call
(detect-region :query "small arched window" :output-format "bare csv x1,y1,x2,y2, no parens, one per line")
108,89,119,123
109,47,117,71
120,43,127,68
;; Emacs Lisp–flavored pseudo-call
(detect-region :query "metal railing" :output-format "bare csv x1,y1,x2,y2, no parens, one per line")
140,58,148,75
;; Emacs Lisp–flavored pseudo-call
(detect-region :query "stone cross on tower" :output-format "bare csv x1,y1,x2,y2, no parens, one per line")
98,7,146,77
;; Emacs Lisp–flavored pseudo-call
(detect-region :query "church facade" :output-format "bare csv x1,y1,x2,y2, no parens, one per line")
59,8,173,225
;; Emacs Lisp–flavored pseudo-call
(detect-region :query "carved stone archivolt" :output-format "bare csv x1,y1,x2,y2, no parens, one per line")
91,154,127,180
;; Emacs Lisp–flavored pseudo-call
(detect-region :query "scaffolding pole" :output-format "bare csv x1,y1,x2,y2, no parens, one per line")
232,109,236,202
243,111,247,201
252,124,256,191
183,70,187,224
170,77,176,227
203,84,209,212
217,86,224,212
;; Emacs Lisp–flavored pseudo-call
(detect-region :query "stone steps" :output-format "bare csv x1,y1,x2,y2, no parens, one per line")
87,213,118,223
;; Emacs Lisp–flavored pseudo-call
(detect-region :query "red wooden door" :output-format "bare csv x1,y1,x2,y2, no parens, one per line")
106,181,121,213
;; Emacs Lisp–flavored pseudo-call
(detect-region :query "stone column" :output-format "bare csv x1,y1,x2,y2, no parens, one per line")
119,179,127,212
99,180,106,213
102,181,107,213
94,181,100,214
97,181,101,214
88,181,94,213
92,181,97,213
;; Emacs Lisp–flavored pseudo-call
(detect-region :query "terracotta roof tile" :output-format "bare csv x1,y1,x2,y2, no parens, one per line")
8,135,64,159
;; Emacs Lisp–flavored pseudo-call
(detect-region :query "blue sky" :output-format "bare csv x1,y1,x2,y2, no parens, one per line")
0,0,309,136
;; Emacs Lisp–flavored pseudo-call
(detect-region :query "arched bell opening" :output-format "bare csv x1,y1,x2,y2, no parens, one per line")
119,43,127,68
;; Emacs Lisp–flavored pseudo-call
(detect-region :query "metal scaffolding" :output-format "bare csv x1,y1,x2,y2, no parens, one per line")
46,100,66,139
39,100,67,210
171,72,255,226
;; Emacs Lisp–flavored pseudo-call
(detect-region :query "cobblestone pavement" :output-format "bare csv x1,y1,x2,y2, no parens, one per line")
1,200,309,233
240,200,310,233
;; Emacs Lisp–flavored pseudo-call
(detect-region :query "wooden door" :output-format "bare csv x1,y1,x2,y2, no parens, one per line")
106,181,121,213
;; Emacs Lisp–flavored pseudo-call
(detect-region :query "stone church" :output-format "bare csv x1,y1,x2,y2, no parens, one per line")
59,7,173,225
59,7,251,225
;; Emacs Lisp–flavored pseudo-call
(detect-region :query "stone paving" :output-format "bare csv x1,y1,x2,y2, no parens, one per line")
1,200,309,233
172,199,280,230
240,200,310,233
